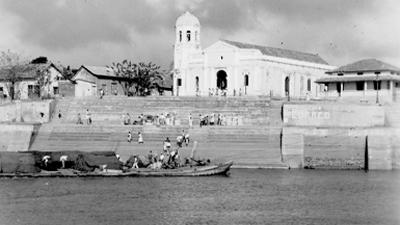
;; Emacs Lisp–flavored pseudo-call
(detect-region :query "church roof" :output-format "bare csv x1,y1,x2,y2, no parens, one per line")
222,40,329,65
326,59,400,74
176,11,200,27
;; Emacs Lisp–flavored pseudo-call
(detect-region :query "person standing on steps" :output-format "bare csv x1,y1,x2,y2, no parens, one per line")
76,113,83,124
86,109,92,125
127,131,132,143
138,132,144,144
188,113,193,128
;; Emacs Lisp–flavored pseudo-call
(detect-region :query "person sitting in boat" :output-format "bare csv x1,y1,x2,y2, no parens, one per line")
148,150,154,163
150,157,162,169
132,156,139,169
163,137,171,151
42,155,51,168
176,135,184,147
184,133,190,146
60,155,68,169
170,148,181,167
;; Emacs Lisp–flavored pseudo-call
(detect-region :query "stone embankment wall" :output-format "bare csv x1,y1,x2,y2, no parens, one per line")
0,100,54,123
282,103,399,170
0,124,34,151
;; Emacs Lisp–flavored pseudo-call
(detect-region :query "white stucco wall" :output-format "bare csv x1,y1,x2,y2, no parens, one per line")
174,40,334,97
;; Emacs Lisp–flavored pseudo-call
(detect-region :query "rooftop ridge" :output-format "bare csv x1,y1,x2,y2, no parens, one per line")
221,39,329,65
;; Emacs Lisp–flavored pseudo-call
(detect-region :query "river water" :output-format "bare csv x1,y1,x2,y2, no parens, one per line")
0,169,399,225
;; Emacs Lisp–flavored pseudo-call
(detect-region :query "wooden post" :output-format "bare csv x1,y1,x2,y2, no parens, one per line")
364,135,369,172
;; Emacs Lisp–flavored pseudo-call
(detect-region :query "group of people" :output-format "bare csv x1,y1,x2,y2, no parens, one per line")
42,154,69,169
123,113,147,125
208,88,228,97
199,113,225,127
206,88,248,97
126,131,190,170
154,112,176,126
127,130,144,144
76,109,92,125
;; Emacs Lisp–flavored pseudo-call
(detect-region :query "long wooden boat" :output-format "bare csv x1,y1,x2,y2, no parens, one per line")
0,161,233,178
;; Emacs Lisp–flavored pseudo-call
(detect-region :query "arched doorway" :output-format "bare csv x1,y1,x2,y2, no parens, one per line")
285,76,290,96
216,70,227,90
244,74,249,95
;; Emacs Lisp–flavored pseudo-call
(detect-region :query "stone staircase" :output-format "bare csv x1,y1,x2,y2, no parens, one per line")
29,96,286,167
29,124,283,166
53,96,273,126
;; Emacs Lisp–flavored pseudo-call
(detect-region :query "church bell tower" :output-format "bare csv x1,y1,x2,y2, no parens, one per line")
174,11,201,69
173,11,201,96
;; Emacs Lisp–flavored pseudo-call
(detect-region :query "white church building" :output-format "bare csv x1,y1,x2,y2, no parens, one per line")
173,12,336,98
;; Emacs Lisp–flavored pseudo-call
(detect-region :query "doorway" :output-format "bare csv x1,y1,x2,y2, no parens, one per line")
216,70,227,90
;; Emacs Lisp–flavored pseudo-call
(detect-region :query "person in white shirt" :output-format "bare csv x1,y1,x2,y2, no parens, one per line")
138,132,144,144
60,155,68,169
42,155,51,168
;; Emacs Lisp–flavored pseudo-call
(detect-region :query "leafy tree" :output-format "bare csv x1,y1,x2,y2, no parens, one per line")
0,50,27,100
109,60,164,96
62,66,75,81
135,62,163,96
36,67,51,98
108,60,137,95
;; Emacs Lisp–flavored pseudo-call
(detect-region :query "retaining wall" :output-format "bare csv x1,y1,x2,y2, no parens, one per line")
283,103,384,127
0,124,34,152
0,100,54,123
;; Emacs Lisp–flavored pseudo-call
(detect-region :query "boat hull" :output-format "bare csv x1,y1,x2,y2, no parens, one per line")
0,161,233,178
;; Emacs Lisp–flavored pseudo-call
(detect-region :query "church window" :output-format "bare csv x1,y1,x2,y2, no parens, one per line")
307,79,311,92
179,31,182,42
338,73,344,76
244,75,249,86
220,56,223,60
357,72,363,75
0,87,3,92
187,31,191,42
177,78,182,86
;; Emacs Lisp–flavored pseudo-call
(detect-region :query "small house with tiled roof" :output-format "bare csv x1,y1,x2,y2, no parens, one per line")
173,11,335,97
72,65,130,97
0,62,63,100
315,59,400,103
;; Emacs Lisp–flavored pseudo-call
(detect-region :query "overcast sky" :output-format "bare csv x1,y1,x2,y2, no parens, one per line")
0,0,399,69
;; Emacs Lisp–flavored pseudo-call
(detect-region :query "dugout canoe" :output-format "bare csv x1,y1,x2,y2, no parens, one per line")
0,161,233,178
